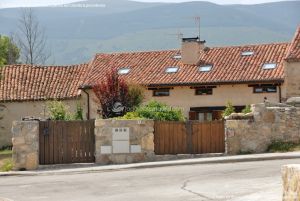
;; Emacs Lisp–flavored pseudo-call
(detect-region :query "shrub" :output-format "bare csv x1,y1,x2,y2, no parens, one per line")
117,112,144,120
93,68,144,118
267,141,297,152
120,100,185,121
1,159,13,172
47,100,71,120
222,101,235,118
242,105,252,114
128,83,144,109
74,102,83,120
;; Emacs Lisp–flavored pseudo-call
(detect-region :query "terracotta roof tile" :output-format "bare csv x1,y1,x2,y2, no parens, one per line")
84,43,290,86
0,64,87,102
286,26,300,62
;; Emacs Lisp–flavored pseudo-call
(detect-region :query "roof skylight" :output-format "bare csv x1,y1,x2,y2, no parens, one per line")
165,66,179,73
262,63,277,70
199,65,213,72
241,51,254,56
118,67,130,75
173,55,182,60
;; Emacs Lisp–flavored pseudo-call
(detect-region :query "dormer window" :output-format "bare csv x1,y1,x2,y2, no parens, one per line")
173,55,182,60
118,67,130,75
199,65,213,72
241,51,254,56
262,63,277,70
165,66,179,73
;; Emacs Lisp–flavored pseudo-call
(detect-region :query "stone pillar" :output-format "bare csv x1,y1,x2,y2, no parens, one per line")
94,119,155,164
11,121,39,170
282,164,300,201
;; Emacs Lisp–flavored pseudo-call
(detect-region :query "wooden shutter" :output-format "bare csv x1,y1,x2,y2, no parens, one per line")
189,111,198,120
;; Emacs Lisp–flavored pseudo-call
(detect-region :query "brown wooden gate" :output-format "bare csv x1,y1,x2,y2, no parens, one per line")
154,120,225,155
39,120,95,165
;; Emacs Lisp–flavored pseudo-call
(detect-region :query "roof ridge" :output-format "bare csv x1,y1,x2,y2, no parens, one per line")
3,63,88,69
285,26,300,61
210,42,290,50
94,42,290,56
95,49,180,56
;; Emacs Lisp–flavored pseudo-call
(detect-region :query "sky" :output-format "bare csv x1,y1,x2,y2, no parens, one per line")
0,0,293,8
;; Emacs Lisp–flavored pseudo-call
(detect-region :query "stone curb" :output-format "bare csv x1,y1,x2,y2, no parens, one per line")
1,152,300,177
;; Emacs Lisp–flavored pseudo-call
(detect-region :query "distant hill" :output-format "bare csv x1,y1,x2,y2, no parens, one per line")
0,0,299,64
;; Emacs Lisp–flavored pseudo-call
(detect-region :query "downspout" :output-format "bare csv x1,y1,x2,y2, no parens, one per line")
79,85,92,120
278,84,282,103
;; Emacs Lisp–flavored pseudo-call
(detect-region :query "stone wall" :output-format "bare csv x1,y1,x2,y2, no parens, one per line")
11,121,39,170
94,119,155,164
225,102,300,154
284,61,300,99
282,164,300,201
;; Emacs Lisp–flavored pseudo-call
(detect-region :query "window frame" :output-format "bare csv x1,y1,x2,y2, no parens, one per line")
165,66,179,73
199,65,213,72
152,88,170,97
195,88,213,95
118,67,130,75
241,51,254,56
262,63,277,70
253,85,277,93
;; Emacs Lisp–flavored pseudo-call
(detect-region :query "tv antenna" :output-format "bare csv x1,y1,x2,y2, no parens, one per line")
166,29,183,41
193,16,201,40
184,16,201,40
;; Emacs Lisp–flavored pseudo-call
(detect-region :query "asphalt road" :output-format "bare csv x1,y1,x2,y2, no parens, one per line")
0,158,299,201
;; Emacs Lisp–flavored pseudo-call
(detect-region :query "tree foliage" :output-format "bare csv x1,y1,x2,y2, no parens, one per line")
242,105,252,114
0,35,20,67
93,68,144,118
222,101,235,118
47,101,71,120
119,100,185,121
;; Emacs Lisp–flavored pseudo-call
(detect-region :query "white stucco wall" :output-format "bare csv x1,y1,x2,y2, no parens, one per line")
143,84,281,117
86,83,281,119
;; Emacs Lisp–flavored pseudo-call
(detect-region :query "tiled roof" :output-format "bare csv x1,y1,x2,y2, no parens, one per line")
0,64,87,102
286,26,300,62
84,43,290,86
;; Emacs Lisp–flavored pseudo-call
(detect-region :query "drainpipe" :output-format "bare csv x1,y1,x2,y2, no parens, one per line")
79,85,92,120
278,84,282,103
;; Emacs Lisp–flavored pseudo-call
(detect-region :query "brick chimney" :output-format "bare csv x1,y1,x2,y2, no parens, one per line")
181,37,206,65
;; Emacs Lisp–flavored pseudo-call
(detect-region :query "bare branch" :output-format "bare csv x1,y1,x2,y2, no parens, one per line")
16,8,51,65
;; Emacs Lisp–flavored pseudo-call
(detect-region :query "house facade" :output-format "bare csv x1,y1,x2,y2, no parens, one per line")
0,64,88,148
83,27,300,120
0,27,299,148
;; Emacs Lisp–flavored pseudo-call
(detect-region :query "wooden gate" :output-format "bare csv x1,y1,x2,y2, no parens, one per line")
39,120,95,165
154,120,225,155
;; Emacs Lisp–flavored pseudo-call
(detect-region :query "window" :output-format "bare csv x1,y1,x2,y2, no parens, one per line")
198,112,213,122
262,63,277,70
118,67,130,74
195,88,213,95
253,85,277,93
153,89,170,97
165,66,179,73
241,51,254,56
173,55,182,60
199,65,213,72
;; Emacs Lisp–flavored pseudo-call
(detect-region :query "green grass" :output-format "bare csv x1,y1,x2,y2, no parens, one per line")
267,141,300,153
0,149,12,155
0,149,13,172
